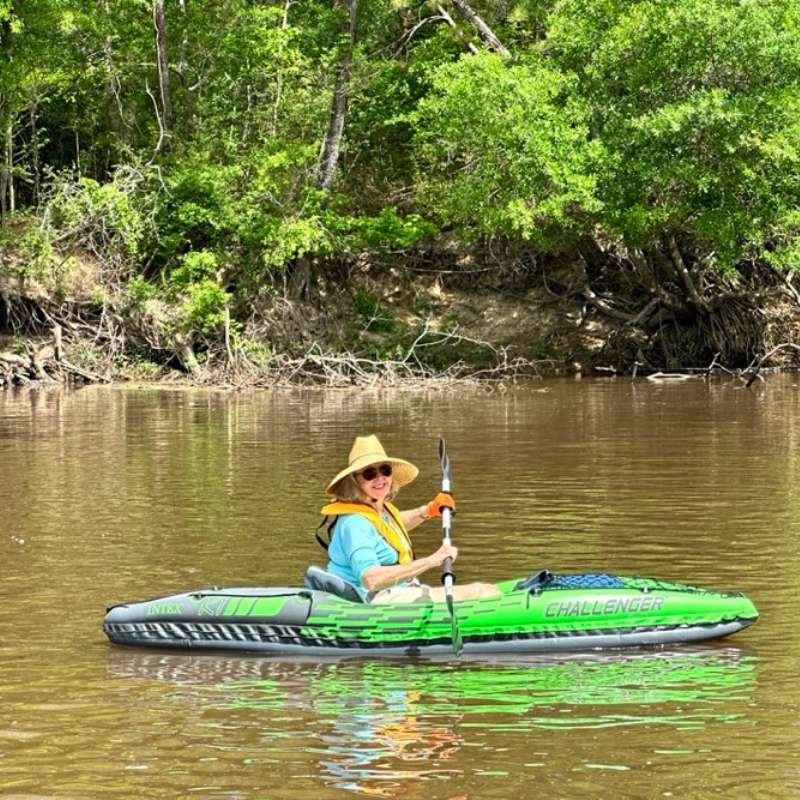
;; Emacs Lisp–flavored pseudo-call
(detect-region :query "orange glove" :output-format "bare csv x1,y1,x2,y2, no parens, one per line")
425,491,455,519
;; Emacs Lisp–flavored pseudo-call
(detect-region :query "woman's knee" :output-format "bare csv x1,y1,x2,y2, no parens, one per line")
454,582,500,601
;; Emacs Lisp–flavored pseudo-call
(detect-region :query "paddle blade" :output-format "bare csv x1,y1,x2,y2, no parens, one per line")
446,594,463,656
438,437,451,487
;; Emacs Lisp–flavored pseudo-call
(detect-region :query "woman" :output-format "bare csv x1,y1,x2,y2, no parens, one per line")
320,434,500,604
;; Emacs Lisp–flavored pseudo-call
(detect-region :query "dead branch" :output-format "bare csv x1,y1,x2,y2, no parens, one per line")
448,0,511,57
744,342,800,388
395,14,448,58
645,371,697,382
145,83,167,160
435,5,480,55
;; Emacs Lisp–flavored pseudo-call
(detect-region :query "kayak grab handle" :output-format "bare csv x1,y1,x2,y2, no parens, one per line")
514,569,554,595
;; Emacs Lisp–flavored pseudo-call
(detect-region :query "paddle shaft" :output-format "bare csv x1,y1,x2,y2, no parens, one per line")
440,476,455,591
438,438,455,593
438,437,461,655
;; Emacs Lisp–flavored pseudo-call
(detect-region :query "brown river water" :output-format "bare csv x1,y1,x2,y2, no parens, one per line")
1,378,799,799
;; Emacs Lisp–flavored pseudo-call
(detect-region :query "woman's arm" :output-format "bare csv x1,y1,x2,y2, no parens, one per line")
400,492,455,531
361,542,457,592
399,504,429,531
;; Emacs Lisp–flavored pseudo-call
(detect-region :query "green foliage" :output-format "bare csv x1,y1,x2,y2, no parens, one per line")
547,0,800,268
3,0,800,362
158,155,244,259
260,216,332,271
0,1,20,41
411,52,601,246
331,207,436,250
128,358,161,379
170,250,219,288
89,285,105,305
17,227,53,276
764,210,800,273
35,168,152,267
125,275,158,309
240,339,272,368
180,280,229,334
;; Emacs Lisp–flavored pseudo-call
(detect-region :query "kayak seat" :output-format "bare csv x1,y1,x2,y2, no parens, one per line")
304,566,364,603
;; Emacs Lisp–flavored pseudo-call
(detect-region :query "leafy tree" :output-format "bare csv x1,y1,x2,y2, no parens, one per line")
547,0,800,275
411,52,601,247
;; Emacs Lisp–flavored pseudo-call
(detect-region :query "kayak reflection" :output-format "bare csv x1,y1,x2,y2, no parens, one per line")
107,647,756,796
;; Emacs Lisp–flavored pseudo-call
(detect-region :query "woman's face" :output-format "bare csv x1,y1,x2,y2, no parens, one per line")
356,462,393,504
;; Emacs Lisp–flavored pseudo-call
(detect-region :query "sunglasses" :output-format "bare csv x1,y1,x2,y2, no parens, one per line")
358,463,393,481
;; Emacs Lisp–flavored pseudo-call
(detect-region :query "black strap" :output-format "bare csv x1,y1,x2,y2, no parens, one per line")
314,516,337,552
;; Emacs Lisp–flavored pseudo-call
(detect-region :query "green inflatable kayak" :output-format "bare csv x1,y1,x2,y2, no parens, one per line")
102,569,758,656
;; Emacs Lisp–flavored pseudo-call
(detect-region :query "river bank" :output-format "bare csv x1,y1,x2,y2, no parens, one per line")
3,237,800,391
0,254,800,388
0,223,800,388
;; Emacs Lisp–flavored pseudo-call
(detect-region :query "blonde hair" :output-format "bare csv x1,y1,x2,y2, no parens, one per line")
331,472,399,502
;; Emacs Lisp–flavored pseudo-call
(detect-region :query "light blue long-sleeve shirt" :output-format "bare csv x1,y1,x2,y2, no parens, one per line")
326,513,407,600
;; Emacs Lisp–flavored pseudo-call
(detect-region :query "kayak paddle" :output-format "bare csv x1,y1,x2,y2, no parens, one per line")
438,436,463,656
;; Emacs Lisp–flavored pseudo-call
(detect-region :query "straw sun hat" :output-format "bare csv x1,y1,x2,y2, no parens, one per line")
325,434,419,495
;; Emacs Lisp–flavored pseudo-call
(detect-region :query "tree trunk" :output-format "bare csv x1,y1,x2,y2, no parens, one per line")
668,234,709,312
449,0,510,58
174,333,200,376
316,0,357,191
103,0,126,142
272,0,293,136
177,0,189,75
0,122,7,220
30,104,40,206
153,0,173,133
4,122,14,214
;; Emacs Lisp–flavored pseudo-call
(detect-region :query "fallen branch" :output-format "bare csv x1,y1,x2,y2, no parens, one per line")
60,357,111,384
229,333,543,389
0,320,112,387
435,5,480,55
0,351,29,368
744,342,800,388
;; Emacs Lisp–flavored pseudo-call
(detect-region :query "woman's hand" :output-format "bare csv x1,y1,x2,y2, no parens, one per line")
427,542,458,568
362,543,457,592
424,491,456,518
401,492,456,531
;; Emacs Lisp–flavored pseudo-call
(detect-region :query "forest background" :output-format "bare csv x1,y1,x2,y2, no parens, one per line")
1,0,799,386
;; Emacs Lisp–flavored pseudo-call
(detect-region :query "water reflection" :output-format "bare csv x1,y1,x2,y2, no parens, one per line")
107,647,756,796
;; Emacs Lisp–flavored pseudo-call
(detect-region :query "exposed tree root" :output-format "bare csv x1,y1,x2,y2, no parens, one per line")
0,286,546,390
0,326,111,388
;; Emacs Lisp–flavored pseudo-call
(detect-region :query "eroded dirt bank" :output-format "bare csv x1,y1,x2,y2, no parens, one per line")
2,241,800,389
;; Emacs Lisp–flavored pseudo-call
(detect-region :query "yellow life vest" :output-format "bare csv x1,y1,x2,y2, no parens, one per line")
319,500,414,564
